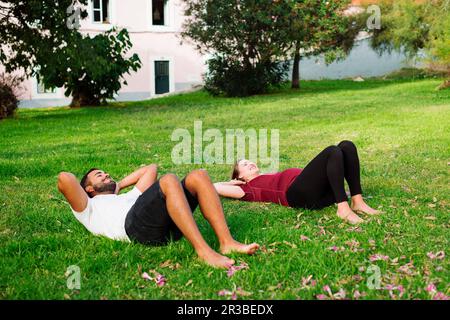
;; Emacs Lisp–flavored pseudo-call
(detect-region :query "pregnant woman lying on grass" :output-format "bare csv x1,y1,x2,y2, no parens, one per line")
58,165,259,269
214,140,382,224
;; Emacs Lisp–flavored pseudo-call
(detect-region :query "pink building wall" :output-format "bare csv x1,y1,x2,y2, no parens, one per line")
15,0,207,108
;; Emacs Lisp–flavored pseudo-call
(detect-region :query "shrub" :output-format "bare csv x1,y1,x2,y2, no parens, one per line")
204,55,289,97
0,73,21,120
0,2,141,108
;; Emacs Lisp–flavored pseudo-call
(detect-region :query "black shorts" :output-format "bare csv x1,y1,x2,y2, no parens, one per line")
124,178,199,246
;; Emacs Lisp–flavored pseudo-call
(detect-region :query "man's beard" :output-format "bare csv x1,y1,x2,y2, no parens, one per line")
92,180,117,194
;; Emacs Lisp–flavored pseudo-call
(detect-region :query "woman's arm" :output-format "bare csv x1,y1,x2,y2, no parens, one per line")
213,181,246,199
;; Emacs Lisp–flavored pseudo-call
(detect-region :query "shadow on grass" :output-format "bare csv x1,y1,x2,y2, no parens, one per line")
11,78,439,123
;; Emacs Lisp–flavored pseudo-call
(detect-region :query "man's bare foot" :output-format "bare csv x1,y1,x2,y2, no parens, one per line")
351,202,383,215
220,240,260,255
337,208,364,224
198,249,235,269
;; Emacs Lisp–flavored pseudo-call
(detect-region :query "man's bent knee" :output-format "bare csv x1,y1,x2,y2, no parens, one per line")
186,169,210,183
160,173,180,186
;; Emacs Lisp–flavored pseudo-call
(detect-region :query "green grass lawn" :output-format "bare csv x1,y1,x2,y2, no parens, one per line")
0,79,449,300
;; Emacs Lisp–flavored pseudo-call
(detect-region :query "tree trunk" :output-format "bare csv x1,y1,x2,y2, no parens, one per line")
291,43,301,89
70,90,101,108
436,78,450,90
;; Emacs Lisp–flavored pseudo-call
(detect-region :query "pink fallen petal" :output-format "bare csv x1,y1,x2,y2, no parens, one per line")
427,252,436,259
301,275,312,286
155,274,166,287
300,235,310,241
347,226,363,233
369,254,390,262
334,288,346,299
323,285,333,296
397,285,405,297
384,284,396,290
226,263,249,277
328,246,344,252
316,294,328,300
141,272,152,281
317,226,326,236
427,251,445,260
397,262,415,275
353,290,361,299
218,290,232,296
226,269,236,277
433,292,450,300
235,287,252,296
426,284,437,293
388,290,397,299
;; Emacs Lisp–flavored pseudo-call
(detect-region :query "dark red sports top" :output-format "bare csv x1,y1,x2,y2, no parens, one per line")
238,168,303,207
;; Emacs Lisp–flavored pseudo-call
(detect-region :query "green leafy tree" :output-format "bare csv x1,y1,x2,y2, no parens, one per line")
370,0,450,89
288,0,364,89
181,0,294,96
182,0,364,95
0,0,142,107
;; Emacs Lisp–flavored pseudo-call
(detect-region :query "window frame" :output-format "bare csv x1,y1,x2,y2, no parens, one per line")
31,75,63,99
92,0,110,24
149,0,174,31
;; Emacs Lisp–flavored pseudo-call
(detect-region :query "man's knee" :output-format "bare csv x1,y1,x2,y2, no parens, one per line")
186,169,210,184
160,173,180,188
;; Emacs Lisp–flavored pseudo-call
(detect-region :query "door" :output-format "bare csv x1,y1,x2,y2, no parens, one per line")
155,60,170,94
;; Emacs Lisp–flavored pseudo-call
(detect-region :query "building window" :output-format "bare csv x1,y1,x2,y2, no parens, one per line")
92,0,110,23
152,0,167,26
37,76,56,94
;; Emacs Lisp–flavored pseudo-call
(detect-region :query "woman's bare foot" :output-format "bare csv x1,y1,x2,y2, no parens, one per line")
351,202,383,215
350,194,383,215
220,240,260,255
197,249,235,269
337,207,364,224
337,201,364,224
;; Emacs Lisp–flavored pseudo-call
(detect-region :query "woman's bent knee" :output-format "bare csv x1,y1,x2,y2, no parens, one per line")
338,140,356,150
325,145,343,155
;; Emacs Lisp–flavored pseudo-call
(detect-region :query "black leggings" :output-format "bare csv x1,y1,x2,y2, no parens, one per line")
285,140,363,210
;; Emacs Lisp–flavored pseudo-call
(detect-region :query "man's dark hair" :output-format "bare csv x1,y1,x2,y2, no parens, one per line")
80,168,99,198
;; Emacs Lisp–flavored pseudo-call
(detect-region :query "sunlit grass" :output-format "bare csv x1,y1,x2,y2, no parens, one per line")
0,78,449,300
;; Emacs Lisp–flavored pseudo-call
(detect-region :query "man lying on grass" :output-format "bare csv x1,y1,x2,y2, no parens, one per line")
57,165,259,269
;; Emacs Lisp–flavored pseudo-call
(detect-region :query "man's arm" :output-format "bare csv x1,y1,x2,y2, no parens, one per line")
57,172,88,212
117,164,158,193
213,181,246,199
